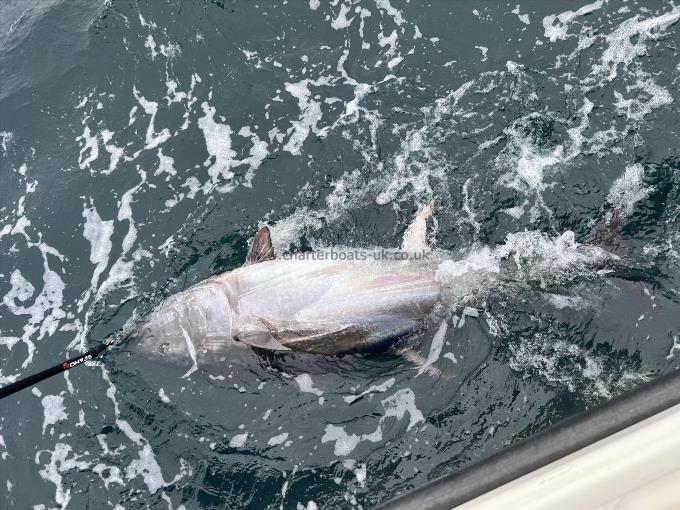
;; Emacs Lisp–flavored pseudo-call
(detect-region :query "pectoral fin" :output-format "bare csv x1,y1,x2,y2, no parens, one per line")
255,317,372,355
276,325,370,355
235,331,291,351
244,226,275,265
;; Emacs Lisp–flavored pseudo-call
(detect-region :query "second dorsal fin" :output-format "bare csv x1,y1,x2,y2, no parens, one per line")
245,226,275,265
401,203,433,252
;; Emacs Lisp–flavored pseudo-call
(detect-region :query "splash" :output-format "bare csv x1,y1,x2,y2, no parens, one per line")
436,230,612,298
605,163,652,222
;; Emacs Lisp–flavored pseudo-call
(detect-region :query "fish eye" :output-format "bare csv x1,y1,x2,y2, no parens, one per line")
158,342,170,354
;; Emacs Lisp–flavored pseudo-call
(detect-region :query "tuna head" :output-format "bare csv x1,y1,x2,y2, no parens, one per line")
134,280,235,363
135,225,275,363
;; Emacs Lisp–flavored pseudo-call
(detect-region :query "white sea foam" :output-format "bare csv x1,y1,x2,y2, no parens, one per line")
36,443,90,508
158,388,171,403
77,126,100,171
0,130,14,152
666,336,680,360
230,431,248,448
542,1,605,42
133,87,171,150
126,444,181,494
381,388,424,430
100,367,190,494
592,6,680,83
323,388,423,456
82,204,114,296
93,463,125,489
100,129,124,175
331,4,354,30
145,34,158,59
295,374,324,396
6,269,34,301
41,395,68,435
159,41,181,60
322,425,361,456
154,149,177,180
443,352,457,363
197,102,237,191
283,79,325,156
267,432,289,447
0,336,20,351
508,140,561,192
509,335,649,400
317,52,376,138
237,126,269,187
1,245,66,377
511,5,530,25
613,77,673,122
375,81,474,205
374,0,406,27
378,30,398,58
496,100,592,222
343,377,395,403
164,79,186,104
91,171,146,313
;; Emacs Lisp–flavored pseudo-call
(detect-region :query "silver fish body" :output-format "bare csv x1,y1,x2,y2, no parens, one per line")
135,251,443,362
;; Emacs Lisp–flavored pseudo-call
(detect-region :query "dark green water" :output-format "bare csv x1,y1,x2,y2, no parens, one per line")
1,0,679,508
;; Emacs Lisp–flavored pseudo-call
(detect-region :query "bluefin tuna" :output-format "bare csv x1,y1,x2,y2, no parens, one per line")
134,205,447,366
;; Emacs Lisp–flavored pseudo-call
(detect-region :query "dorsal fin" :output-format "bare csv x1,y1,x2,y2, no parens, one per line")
245,226,275,265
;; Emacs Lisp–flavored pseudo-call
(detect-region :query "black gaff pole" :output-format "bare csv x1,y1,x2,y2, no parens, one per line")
0,342,109,400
